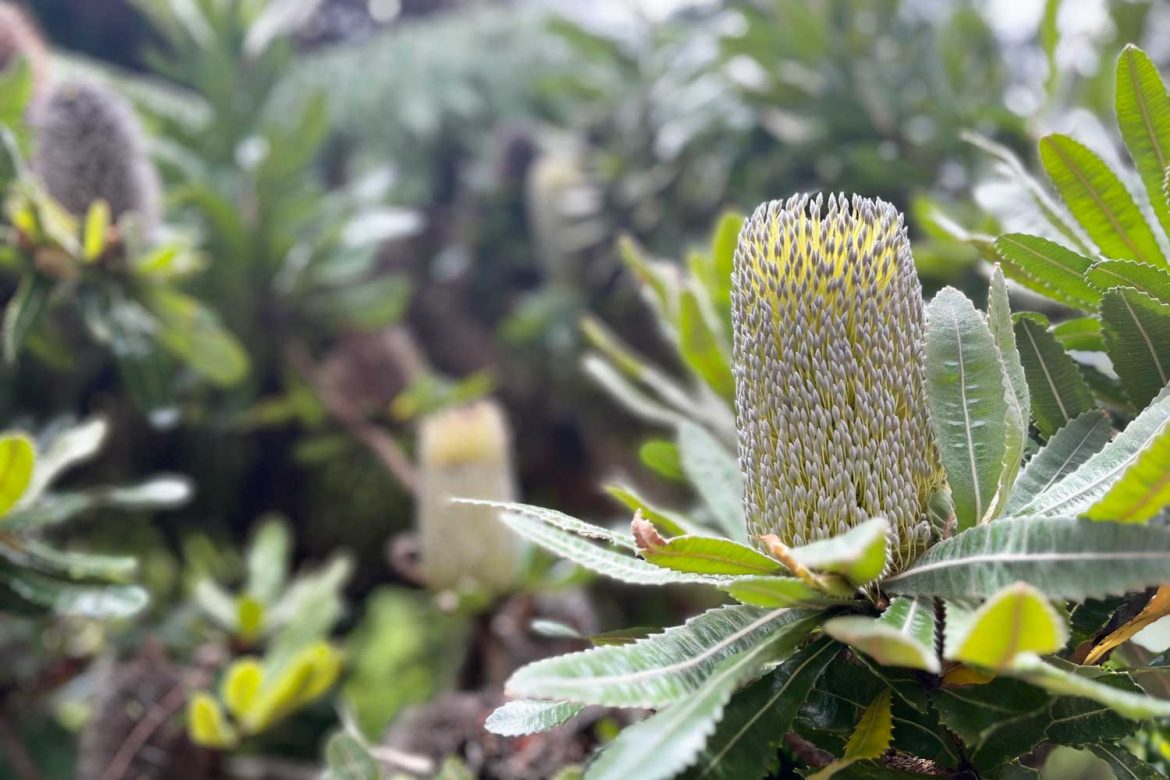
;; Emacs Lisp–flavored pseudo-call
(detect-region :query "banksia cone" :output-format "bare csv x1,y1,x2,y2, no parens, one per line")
29,79,161,234
732,194,943,569
417,400,521,596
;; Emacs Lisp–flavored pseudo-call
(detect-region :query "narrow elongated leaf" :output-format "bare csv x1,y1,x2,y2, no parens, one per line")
1087,260,1170,304
719,576,840,608
496,511,728,587
4,476,194,532
677,423,746,542
988,267,1029,521
0,563,147,618
1006,411,1112,515
1088,743,1165,779
1101,287,1170,408
1023,391,1170,516
944,583,1068,670
786,517,889,585
808,689,894,780
1050,317,1106,352
605,484,701,536
323,732,378,780
505,606,819,708
993,234,1099,310
882,516,1170,601
1039,133,1165,266
0,434,34,517
925,287,1010,528
20,417,107,506
460,500,635,549
1006,655,1170,720
642,536,783,576
678,287,734,402
485,700,583,736
1116,44,1170,240
584,626,801,780
1014,317,1096,438
688,639,840,780
825,598,939,673
3,273,53,363
1086,422,1170,522
11,541,137,583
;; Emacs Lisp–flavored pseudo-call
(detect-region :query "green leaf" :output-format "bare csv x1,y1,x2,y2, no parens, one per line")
1085,419,1170,523
1050,317,1106,352
826,598,939,673
1014,317,1096,438
1116,45,1170,241
807,689,894,780
687,639,840,780
882,516,1170,601
246,516,291,604
993,234,1099,310
462,500,635,550
605,484,701,536
0,562,147,618
718,576,840,609
8,541,137,583
1039,133,1165,266
944,582,1068,670
1006,411,1112,515
584,623,806,780
1006,655,1170,720
82,200,110,262
988,267,1029,521
1088,744,1165,779
3,273,53,364
323,732,379,780
504,606,819,708
1086,260,1170,304
146,288,249,387
1100,287,1170,408
188,692,238,749
21,417,107,505
642,536,784,576
639,438,686,481
678,286,734,402
786,517,889,586
0,434,34,518
1022,390,1170,516
925,287,1010,528
485,700,584,736
677,423,746,542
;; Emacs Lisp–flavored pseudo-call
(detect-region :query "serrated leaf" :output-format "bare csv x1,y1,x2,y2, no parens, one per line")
0,434,35,518
944,582,1068,670
323,732,379,780
808,689,894,780
687,639,839,780
1087,260,1170,304
824,598,940,673
1100,286,1170,408
1014,317,1096,438
1006,655,1170,720
1050,317,1106,352
605,484,700,536
1085,420,1170,523
584,624,804,780
677,423,745,542
925,287,1010,528
718,576,840,608
678,286,734,402
993,234,1099,310
882,515,1170,601
1022,390,1170,516
1006,411,1112,515
642,536,784,576
505,606,819,708
786,517,889,586
988,267,1029,521
461,500,635,549
188,692,238,749
1088,743,1165,779
1116,44,1170,241
485,700,583,736
1039,133,1165,266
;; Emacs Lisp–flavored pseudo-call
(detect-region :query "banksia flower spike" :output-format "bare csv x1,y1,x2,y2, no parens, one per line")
732,194,943,570
29,80,161,235
417,399,522,597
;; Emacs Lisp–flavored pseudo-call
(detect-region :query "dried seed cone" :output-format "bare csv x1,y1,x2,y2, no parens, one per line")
29,79,161,234
732,194,942,569
417,399,521,596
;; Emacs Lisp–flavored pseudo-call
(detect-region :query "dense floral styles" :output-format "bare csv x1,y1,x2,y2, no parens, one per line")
29,80,161,234
732,194,942,569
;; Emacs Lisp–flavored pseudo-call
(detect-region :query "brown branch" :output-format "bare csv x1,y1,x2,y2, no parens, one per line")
98,682,187,780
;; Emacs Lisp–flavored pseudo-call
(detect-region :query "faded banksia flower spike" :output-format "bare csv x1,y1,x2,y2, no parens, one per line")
732,194,943,570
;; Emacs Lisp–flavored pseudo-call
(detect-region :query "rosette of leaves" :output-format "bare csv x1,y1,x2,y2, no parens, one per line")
0,415,190,618
186,515,350,749
0,65,248,416
952,45,1170,429
471,195,1170,779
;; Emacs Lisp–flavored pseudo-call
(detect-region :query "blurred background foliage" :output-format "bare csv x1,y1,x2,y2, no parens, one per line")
0,0,1169,777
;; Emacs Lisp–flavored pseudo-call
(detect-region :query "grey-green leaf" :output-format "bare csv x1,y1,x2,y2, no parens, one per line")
1014,317,1096,438
1100,286,1170,408
1086,259,1170,304
677,423,746,542
485,700,584,736
1006,410,1113,515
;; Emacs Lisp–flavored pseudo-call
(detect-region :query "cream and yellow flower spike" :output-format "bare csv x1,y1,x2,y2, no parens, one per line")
732,194,943,570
